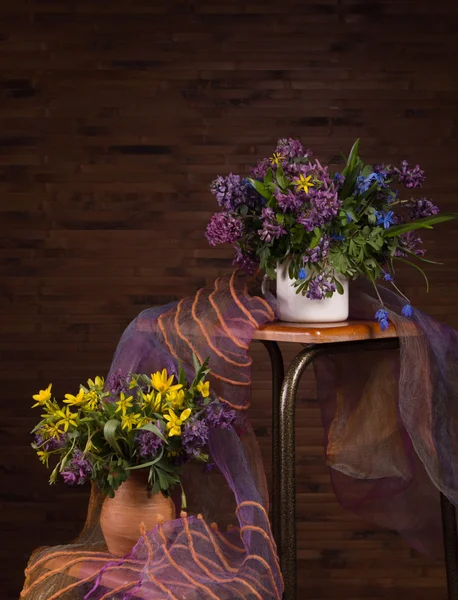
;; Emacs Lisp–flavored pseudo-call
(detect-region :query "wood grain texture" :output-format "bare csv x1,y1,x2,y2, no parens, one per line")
252,320,401,343
1,0,458,598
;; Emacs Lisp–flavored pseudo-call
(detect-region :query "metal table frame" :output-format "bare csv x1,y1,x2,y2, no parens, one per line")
261,337,458,600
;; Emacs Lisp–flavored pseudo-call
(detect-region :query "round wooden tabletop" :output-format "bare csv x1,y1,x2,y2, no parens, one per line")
252,319,400,344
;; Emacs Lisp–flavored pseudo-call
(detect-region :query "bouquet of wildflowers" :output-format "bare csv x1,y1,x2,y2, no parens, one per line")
206,139,455,329
31,359,235,499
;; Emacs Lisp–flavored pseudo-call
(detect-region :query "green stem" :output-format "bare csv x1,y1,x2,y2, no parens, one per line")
180,482,187,511
367,272,385,307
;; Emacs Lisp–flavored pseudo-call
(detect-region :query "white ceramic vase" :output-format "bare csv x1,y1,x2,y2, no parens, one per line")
275,262,349,323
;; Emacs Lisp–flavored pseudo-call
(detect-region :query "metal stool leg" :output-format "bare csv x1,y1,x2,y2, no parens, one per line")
279,345,325,600
261,340,284,547
441,492,458,599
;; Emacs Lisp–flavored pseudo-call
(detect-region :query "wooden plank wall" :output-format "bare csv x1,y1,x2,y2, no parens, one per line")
1,0,458,598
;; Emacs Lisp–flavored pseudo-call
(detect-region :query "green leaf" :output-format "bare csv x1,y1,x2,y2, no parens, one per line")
139,422,167,443
246,178,270,200
192,352,201,376
309,228,322,249
103,419,123,455
239,204,248,216
276,163,287,189
335,279,344,295
394,257,430,293
384,213,458,238
362,165,373,177
127,447,165,470
342,139,360,176
264,168,273,186
276,213,285,225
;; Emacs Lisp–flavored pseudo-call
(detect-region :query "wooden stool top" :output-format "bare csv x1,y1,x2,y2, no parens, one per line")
252,320,400,344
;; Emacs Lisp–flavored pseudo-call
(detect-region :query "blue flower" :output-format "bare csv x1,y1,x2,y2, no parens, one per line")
375,210,396,229
345,211,354,222
375,308,390,331
299,268,307,280
401,304,413,318
355,172,387,194
334,173,345,187
331,234,345,242
382,270,394,282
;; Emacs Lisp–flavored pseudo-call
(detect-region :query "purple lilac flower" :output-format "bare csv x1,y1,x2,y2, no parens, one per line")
210,173,247,212
182,419,209,458
303,235,331,264
61,450,92,486
275,138,306,160
395,231,426,257
375,308,390,331
258,207,286,242
393,160,426,189
297,168,341,231
205,402,237,429
206,213,243,246
106,368,129,396
233,246,259,274
401,304,413,318
274,188,304,212
375,210,396,229
135,423,164,459
306,275,336,300
34,433,66,451
408,197,439,220
249,158,270,179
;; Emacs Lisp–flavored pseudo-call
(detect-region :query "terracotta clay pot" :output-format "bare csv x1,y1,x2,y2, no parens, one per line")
100,472,176,557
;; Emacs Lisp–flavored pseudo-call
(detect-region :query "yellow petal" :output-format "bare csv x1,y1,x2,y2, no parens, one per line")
180,408,191,421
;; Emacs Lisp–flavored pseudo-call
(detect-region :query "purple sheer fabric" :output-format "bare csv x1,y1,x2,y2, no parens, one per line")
22,271,457,599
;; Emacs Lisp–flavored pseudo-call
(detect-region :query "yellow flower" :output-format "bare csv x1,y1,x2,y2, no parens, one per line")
83,391,99,411
136,416,151,427
121,412,141,431
115,392,134,416
85,439,99,454
196,381,210,398
294,174,315,194
166,389,185,410
270,152,285,166
32,384,52,408
40,403,60,420
55,406,78,432
143,391,163,413
151,369,183,395
63,389,86,407
37,449,50,466
41,422,64,440
163,408,192,437
87,376,104,390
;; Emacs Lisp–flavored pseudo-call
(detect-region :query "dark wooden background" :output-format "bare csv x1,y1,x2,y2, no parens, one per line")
1,0,458,598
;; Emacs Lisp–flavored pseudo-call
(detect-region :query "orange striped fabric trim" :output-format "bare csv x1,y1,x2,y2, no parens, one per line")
192,288,252,368
182,516,262,600
24,550,109,575
157,313,180,360
157,523,220,600
174,298,252,387
209,279,249,350
229,271,258,327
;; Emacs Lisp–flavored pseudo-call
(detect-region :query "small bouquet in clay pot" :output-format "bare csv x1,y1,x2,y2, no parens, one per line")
31,357,235,556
